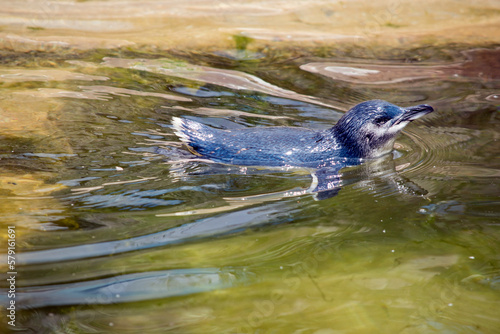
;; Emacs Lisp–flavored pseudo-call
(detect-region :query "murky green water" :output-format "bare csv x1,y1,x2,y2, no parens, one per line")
1,40,499,333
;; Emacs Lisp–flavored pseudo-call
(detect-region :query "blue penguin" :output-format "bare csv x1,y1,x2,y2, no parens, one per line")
171,100,434,195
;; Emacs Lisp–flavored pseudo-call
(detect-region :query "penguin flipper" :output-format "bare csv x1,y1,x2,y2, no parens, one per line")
309,167,343,200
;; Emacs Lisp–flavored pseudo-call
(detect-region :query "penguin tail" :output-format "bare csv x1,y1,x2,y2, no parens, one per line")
171,117,216,155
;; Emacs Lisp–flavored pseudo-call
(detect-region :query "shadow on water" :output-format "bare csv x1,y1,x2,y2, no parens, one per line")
0,43,499,333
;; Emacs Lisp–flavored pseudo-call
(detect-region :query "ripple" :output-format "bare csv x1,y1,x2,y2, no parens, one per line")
300,62,447,85
0,69,108,82
161,105,292,120
17,201,301,265
15,85,191,102
80,85,192,102
100,57,341,110
397,127,435,174
400,121,498,182
300,48,500,85
13,268,252,308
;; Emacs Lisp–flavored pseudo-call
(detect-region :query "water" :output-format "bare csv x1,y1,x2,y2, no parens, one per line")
1,29,500,334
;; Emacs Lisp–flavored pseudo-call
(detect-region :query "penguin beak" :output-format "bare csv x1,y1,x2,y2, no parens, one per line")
395,104,434,124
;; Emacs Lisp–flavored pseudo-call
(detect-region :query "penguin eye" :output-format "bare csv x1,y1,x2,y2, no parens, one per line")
373,116,391,125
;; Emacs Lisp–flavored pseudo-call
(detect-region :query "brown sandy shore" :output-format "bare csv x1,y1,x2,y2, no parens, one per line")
0,0,499,51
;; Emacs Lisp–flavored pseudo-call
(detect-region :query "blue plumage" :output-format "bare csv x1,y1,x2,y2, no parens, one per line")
172,118,345,168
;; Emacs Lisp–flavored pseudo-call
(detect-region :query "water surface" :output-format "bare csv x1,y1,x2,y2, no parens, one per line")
0,14,499,334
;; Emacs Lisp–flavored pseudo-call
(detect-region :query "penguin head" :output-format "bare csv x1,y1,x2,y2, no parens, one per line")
334,100,434,158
